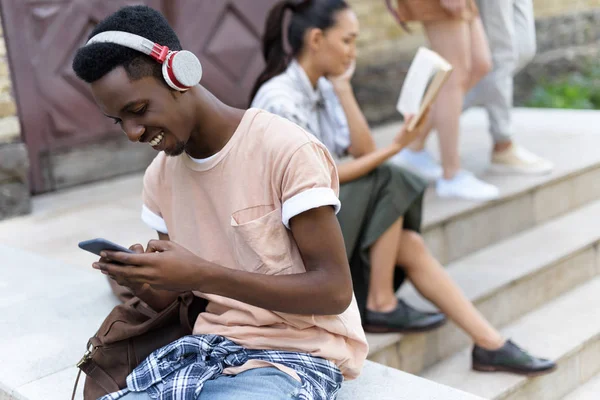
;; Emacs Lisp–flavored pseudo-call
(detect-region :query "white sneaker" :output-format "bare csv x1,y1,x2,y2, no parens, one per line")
391,149,443,182
436,170,500,201
490,144,554,175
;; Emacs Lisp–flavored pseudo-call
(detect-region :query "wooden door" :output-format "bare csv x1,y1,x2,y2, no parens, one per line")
1,0,277,193
168,0,278,108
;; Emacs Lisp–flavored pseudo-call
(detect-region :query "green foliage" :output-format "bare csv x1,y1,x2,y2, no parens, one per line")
525,66,600,110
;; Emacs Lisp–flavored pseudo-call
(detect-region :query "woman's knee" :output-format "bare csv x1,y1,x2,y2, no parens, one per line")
471,52,492,84
398,230,428,267
424,20,472,89
403,230,426,251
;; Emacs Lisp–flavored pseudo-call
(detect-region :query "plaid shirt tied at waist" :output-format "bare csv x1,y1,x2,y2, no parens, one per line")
99,334,343,400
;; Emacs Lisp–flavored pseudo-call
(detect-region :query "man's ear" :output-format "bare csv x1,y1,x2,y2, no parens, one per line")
306,27,324,52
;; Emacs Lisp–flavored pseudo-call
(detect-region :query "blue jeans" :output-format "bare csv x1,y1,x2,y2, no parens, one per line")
119,367,303,399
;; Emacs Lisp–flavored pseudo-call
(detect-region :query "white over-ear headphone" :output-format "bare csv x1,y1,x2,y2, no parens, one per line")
86,31,202,91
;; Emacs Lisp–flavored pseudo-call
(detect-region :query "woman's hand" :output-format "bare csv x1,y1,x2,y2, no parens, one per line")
393,109,430,149
328,60,356,88
440,0,467,15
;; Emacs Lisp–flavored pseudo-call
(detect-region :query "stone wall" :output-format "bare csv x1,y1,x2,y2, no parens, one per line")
0,16,30,220
347,0,600,124
514,9,600,104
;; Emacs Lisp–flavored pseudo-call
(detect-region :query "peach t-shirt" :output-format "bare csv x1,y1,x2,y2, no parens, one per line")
141,108,368,379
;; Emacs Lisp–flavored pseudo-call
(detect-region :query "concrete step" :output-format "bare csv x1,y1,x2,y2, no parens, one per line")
339,361,485,400
373,108,600,265
9,362,486,400
0,244,119,400
421,276,600,400
0,174,154,268
0,244,480,400
367,198,600,374
562,373,600,400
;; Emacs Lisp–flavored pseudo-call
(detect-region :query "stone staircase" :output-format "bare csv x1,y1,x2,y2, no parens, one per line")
0,108,599,399
367,107,600,399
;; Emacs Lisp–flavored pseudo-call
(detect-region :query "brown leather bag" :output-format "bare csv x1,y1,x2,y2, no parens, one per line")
72,292,206,400
385,0,478,31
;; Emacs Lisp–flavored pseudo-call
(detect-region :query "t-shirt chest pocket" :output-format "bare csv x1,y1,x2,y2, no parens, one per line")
230,205,293,274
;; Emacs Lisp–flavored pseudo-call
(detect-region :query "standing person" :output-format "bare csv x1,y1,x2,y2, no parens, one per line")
251,0,556,376
466,0,553,174
391,0,500,200
396,0,552,183
73,5,369,399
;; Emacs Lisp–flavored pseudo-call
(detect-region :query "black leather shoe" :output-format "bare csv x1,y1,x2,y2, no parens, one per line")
363,299,447,333
472,340,557,376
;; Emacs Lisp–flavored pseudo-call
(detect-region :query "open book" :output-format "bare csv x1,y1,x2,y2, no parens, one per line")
396,47,453,131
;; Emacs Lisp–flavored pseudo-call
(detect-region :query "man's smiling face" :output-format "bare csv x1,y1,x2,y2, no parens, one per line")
90,66,194,156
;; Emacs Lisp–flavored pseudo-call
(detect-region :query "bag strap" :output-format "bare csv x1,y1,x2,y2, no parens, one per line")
385,0,411,32
179,293,194,331
78,358,121,394
72,293,200,399
71,368,82,400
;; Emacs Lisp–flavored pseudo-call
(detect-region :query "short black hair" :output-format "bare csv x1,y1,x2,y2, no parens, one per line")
72,5,182,84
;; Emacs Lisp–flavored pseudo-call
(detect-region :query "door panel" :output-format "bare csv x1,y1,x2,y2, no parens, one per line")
0,0,277,192
170,0,278,108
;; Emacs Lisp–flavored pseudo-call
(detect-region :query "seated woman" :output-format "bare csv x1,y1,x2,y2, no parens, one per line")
250,0,555,376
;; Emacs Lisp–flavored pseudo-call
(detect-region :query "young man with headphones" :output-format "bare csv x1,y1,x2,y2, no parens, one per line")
73,5,367,400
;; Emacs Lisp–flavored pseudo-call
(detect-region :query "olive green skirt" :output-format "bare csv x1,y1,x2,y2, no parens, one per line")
337,162,427,320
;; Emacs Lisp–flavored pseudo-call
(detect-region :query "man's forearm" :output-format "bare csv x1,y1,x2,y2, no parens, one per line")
196,263,352,315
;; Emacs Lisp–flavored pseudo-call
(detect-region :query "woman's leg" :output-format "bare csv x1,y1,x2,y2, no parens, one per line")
407,18,491,161
364,217,447,333
366,217,403,313
420,18,498,200
397,230,504,349
466,17,493,99
420,19,471,178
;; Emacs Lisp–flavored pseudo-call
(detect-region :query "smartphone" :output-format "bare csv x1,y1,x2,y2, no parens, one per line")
78,238,134,259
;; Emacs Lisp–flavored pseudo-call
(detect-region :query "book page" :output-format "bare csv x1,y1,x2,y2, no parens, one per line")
396,47,453,118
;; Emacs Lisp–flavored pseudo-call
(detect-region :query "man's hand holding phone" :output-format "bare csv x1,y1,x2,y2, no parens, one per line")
98,243,150,295
92,240,212,293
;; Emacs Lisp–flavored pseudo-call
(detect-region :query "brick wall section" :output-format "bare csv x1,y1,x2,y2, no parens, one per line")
0,15,20,144
533,0,600,17
0,23,16,116
0,12,29,220
347,0,423,65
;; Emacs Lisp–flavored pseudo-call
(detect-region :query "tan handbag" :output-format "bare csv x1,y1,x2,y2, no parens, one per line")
72,292,206,400
385,0,478,31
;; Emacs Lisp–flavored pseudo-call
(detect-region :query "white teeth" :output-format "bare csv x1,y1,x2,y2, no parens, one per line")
149,132,164,146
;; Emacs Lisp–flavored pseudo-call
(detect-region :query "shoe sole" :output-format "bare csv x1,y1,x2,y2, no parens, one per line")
363,318,447,334
489,163,553,176
436,193,500,201
436,189,500,201
472,362,557,377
